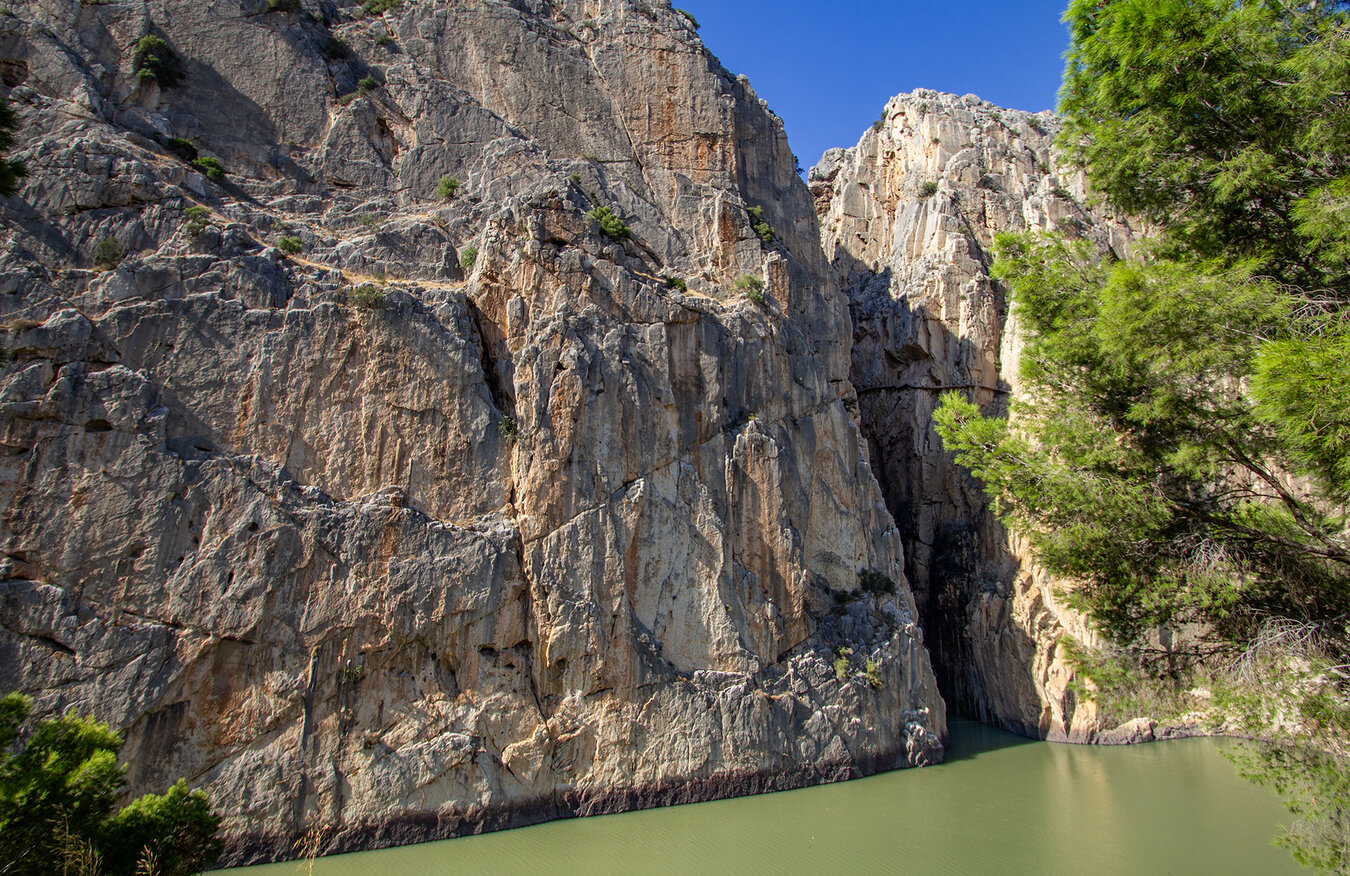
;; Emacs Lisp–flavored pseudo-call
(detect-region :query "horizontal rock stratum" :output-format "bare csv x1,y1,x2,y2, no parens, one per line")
0,0,945,863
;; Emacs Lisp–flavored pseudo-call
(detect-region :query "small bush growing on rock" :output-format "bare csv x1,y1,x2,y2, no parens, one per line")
568,172,581,185
919,180,939,198
662,274,687,291
375,32,395,47
833,656,850,682
747,205,774,244
864,659,883,689
634,1,655,18
351,283,383,309
166,136,197,161
92,236,123,269
859,569,897,595
498,415,518,443
733,274,765,305
192,156,225,180
132,35,184,87
588,205,630,241
277,235,303,255
676,8,698,28
459,245,478,272
182,205,210,236
266,0,301,11
357,76,378,95
323,36,351,59
437,175,459,200
361,0,402,15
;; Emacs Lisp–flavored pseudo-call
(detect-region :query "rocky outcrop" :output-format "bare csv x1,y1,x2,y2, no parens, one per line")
811,90,1137,740
0,1,943,864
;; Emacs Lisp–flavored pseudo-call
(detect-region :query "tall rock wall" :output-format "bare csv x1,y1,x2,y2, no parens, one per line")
0,1,943,863
811,90,1137,740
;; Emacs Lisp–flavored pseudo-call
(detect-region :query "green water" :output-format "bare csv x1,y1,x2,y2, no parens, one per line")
239,721,1302,875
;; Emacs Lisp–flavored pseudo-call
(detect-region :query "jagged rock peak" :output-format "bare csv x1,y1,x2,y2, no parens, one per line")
811,88,1138,740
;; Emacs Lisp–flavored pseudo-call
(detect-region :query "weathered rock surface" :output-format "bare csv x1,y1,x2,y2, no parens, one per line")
812,90,1138,741
0,0,944,864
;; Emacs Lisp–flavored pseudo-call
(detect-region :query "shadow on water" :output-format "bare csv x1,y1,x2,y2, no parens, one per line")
941,716,1038,764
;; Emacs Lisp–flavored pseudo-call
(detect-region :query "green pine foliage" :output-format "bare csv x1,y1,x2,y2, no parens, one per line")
131,36,184,87
935,2,1350,868
589,205,630,241
0,693,222,876
733,274,765,305
437,175,459,200
191,157,225,180
277,235,303,255
747,205,775,244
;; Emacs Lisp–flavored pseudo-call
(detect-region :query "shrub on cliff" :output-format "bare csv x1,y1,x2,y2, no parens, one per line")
437,175,459,200
747,205,775,244
0,692,222,876
589,205,630,241
733,274,765,306
92,236,123,269
191,156,225,181
131,36,184,87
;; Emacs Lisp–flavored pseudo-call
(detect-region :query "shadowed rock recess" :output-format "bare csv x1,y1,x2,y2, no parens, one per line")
0,0,946,864
812,90,1139,741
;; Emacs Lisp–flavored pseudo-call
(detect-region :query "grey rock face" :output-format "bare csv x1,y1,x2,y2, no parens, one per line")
812,90,1138,740
0,0,942,863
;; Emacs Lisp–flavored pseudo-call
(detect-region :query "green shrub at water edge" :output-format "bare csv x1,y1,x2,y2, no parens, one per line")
0,692,223,876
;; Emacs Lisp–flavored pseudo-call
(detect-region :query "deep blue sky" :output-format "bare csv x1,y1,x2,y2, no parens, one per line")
676,0,1073,169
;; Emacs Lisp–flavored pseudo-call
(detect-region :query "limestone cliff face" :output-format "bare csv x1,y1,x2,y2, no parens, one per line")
811,90,1137,740
0,1,943,863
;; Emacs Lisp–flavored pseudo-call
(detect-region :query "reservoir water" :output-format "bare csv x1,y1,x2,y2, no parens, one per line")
238,720,1301,875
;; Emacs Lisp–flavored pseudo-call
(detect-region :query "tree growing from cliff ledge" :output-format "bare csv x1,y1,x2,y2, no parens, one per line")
0,692,223,876
935,0,1350,869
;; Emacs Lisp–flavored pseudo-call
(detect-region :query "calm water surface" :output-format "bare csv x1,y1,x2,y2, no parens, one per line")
239,720,1301,875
